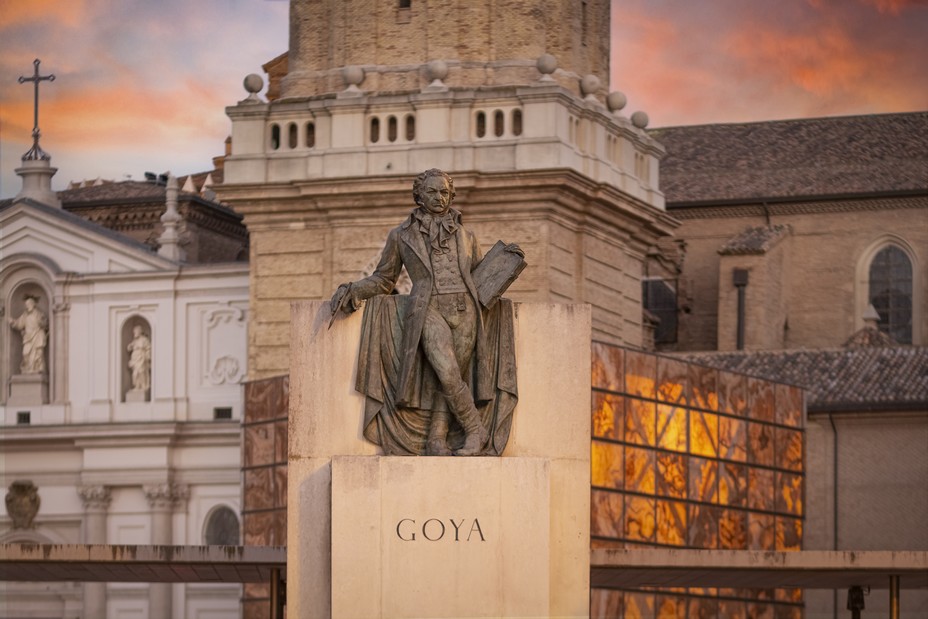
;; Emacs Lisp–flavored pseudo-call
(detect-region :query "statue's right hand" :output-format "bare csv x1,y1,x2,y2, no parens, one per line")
330,283,355,315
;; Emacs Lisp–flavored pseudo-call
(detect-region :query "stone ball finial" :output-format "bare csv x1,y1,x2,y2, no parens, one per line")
606,91,627,113
580,74,601,98
631,111,650,129
243,74,263,95
427,60,449,82
536,53,558,77
342,65,365,88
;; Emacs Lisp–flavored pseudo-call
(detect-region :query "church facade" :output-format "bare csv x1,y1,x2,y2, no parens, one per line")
0,169,249,618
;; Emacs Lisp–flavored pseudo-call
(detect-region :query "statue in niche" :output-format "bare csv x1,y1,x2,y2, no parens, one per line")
127,325,152,393
330,169,525,456
7,294,48,374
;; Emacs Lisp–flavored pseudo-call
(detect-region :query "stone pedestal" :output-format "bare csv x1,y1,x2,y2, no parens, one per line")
125,388,149,403
8,374,48,406
288,301,591,618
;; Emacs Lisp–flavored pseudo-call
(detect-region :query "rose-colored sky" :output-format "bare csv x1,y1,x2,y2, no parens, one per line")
1,0,926,198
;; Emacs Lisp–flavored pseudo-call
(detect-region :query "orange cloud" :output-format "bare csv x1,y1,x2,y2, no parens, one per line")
859,0,928,14
0,0,90,29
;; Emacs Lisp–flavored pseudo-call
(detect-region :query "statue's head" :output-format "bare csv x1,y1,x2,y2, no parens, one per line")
23,294,38,310
133,325,143,337
413,168,455,215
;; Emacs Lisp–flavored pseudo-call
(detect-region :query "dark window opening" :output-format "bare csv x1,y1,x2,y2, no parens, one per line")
581,0,589,47
288,123,298,149
17,411,31,425
512,109,523,136
204,506,240,545
643,279,678,344
270,124,280,150
398,0,411,7
214,407,233,420
387,116,398,142
494,110,504,137
370,117,380,143
869,245,913,344
476,112,486,138
306,122,316,148
405,114,415,141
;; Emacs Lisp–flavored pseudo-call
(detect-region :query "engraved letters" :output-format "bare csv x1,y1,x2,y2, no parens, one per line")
396,518,485,542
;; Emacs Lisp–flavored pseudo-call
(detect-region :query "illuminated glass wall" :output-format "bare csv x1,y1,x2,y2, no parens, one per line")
591,343,804,618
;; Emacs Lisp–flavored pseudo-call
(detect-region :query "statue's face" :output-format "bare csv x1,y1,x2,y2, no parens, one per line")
24,298,36,311
421,175,452,215
133,326,142,337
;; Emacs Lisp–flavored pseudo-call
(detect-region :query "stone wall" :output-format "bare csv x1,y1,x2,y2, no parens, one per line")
670,197,928,351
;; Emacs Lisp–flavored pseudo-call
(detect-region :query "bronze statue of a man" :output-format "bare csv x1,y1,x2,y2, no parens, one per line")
331,169,522,456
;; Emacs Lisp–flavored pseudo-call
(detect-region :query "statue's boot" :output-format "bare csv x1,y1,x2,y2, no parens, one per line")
426,412,453,456
447,383,488,456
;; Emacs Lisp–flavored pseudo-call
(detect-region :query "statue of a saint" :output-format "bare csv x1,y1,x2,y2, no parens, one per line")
331,169,524,456
127,326,152,392
8,295,48,374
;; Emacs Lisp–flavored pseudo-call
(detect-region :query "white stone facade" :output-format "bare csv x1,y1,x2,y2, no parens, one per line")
0,199,248,618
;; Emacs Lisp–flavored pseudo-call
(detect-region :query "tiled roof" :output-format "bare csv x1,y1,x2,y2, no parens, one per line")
719,225,790,255
843,326,897,349
676,346,928,411
651,112,928,204
58,178,239,217
59,181,171,203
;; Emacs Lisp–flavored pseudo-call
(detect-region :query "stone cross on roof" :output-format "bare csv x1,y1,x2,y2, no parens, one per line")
18,58,55,161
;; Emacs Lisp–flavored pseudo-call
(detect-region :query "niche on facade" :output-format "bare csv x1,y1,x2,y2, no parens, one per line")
6,281,50,380
121,316,152,403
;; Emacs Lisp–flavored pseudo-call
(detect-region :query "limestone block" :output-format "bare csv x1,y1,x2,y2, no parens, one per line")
288,301,591,618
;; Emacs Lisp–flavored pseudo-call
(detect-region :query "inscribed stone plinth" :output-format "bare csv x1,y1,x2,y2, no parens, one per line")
331,456,550,618
288,300,591,618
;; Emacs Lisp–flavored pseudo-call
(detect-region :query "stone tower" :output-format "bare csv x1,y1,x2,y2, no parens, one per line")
219,0,675,379
283,0,610,97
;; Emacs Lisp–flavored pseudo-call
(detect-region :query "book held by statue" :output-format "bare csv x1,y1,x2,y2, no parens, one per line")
472,241,527,309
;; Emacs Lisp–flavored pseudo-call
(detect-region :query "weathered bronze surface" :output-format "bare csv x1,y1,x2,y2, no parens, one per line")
330,169,524,456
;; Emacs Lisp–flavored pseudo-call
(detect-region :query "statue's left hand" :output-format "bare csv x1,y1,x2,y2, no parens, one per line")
504,243,524,258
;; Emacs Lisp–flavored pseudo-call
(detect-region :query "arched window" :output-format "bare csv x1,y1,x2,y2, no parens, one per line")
204,506,241,545
405,114,416,141
494,110,504,137
869,245,913,344
476,112,486,138
270,124,280,150
511,109,523,137
370,117,380,143
387,116,398,142
306,122,316,148
288,123,298,149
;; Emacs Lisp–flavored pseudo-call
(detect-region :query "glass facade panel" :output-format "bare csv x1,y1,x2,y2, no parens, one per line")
657,452,687,498
657,500,688,546
593,391,624,441
657,404,687,452
657,357,688,405
625,496,656,542
719,416,747,462
625,446,655,494
592,341,624,392
688,457,717,503
626,399,657,446
749,377,775,423
625,350,657,399
687,364,718,411
689,411,718,458
590,343,804,617
592,441,624,490
591,489,624,538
